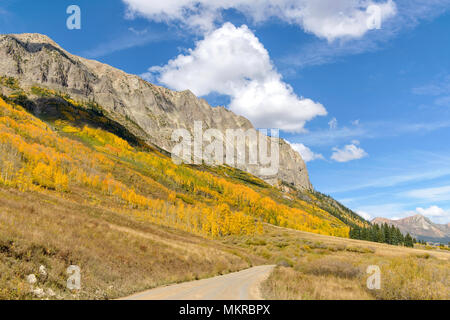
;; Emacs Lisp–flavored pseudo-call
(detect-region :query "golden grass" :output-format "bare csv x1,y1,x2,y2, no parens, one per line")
300,257,362,279
261,267,373,300
1,185,448,300
266,224,450,260
371,257,449,300
0,181,448,301
261,254,449,300
227,225,449,300
0,187,263,299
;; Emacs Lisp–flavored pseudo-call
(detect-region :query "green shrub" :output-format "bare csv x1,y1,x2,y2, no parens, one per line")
276,256,294,268
304,257,362,279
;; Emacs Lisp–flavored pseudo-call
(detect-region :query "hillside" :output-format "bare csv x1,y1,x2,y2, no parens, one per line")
0,32,371,235
0,91,448,300
6,33,449,301
0,91,360,237
0,33,311,190
372,215,450,243
0,90,361,298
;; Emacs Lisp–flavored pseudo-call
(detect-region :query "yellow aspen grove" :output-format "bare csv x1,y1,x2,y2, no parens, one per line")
0,96,350,239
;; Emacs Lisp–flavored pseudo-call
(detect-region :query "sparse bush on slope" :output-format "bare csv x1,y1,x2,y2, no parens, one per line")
371,257,449,300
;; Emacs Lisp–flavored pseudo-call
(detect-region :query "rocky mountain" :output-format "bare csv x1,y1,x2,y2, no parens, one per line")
0,33,312,189
372,215,450,243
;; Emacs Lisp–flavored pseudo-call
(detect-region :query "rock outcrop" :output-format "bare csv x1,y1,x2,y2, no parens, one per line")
0,33,312,189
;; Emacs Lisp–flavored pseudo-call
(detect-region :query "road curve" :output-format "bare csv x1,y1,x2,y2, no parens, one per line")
122,265,275,300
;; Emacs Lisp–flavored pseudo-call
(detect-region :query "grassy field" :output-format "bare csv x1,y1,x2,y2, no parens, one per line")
1,185,449,300
0,186,263,299
255,226,449,300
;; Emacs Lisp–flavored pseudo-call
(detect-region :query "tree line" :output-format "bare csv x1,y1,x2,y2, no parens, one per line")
350,223,416,247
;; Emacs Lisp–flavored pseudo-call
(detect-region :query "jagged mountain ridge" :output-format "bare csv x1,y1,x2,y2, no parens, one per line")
0,33,312,189
372,215,450,243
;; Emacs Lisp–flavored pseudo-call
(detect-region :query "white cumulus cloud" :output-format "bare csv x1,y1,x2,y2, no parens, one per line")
357,210,371,220
415,206,448,218
122,0,397,41
147,23,327,132
404,205,450,224
288,142,324,162
331,142,368,162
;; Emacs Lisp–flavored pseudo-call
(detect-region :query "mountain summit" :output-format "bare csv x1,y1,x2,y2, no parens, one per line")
372,214,450,243
0,33,312,189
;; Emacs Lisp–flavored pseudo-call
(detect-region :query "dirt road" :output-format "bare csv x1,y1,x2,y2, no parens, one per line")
123,265,275,300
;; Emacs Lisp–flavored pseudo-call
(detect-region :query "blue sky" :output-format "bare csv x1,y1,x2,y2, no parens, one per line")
1,0,450,223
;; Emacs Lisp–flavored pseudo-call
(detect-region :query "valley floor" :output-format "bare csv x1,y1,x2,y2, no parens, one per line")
0,186,260,299
0,186,448,300
258,225,449,300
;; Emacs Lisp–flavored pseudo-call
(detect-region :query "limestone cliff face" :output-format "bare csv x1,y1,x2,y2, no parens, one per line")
0,33,312,189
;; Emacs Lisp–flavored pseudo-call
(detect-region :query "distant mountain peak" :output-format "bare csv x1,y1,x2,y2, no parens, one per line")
410,214,427,220
372,214,450,243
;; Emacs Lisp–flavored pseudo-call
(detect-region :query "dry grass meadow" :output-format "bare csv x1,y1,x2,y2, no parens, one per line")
0,186,263,299
256,226,449,300
1,185,449,300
